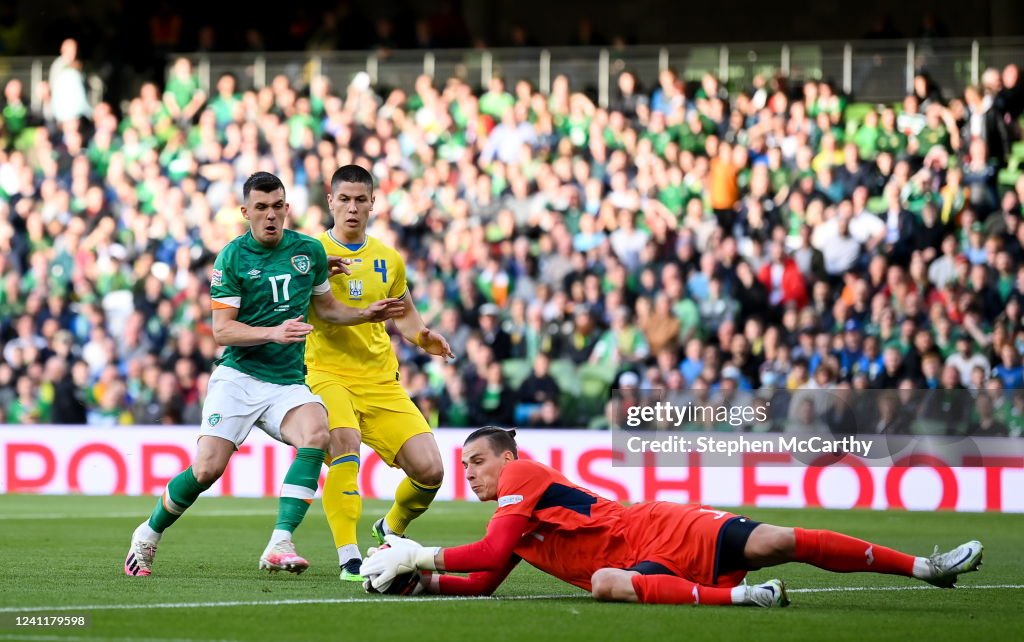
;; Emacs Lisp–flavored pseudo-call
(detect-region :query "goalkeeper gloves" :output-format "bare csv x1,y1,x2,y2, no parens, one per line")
361,535,441,592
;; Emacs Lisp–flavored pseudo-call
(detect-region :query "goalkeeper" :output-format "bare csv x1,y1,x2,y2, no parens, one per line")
362,427,984,607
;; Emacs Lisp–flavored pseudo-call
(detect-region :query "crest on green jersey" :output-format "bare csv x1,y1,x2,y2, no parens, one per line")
291,255,311,274
207,413,222,427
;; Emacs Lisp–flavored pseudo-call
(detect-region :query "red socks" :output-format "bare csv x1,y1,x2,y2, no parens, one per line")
793,528,915,576
631,574,734,605
630,528,919,605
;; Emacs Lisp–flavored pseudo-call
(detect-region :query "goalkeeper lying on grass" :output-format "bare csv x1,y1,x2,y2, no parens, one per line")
361,427,983,607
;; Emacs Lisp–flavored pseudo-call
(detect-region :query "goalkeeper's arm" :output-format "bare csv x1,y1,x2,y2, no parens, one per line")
364,515,529,593
423,557,522,596
427,514,530,573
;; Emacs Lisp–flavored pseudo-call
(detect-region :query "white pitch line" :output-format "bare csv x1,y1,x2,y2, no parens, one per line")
0,511,278,521
1,584,1020,614
0,505,476,521
0,594,582,614
787,583,1024,593
0,636,239,642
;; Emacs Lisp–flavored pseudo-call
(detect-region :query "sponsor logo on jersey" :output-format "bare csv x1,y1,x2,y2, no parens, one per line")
211,269,222,286
498,494,523,507
207,413,222,427
247,268,261,279
349,279,363,298
291,255,311,274
698,508,728,520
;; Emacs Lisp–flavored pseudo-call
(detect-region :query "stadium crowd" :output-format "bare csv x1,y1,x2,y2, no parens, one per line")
2,39,1024,436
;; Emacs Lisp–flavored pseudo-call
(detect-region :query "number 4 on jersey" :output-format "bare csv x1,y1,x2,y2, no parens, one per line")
374,259,387,283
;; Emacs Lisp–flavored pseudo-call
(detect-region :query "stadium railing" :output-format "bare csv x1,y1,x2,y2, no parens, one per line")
4,37,1024,111
165,38,1020,105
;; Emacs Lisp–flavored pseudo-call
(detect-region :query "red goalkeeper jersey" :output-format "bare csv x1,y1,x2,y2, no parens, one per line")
438,459,740,594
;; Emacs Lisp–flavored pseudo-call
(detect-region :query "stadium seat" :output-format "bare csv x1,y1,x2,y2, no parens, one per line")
577,367,612,419
548,359,581,396
909,419,948,436
514,402,541,425
866,196,888,214
577,362,617,385
588,415,610,429
998,168,1022,188
502,358,532,390
843,102,876,127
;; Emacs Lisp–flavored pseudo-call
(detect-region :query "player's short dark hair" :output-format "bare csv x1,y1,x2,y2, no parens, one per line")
464,426,519,459
331,164,374,195
243,172,285,201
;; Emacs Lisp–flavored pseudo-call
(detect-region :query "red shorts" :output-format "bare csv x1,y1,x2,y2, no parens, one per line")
621,502,749,588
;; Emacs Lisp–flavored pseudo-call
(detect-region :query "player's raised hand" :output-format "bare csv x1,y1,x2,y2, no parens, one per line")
415,329,455,360
327,256,353,277
363,298,406,322
271,315,314,344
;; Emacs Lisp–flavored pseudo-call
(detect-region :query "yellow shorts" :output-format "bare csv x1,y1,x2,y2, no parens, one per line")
306,371,431,467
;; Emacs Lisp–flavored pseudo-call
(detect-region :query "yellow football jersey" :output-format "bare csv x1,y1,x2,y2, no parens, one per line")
306,231,408,383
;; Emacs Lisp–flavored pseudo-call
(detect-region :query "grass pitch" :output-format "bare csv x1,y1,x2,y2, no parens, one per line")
0,495,1020,642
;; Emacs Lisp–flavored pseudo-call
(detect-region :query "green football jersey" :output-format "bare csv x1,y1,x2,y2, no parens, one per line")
210,229,331,385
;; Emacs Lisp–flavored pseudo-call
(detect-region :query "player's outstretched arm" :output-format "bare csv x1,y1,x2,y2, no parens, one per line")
311,292,405,326
362,531,522,596
212,308,314,347
362,515,528,592
393,297,455,359
421,559,521,596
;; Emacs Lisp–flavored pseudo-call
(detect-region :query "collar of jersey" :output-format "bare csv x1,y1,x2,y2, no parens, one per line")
245,230,283,253
328,229,368,253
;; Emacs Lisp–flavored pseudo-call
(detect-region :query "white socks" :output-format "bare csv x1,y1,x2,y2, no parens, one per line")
731,585,749,604
135,521,161,543
338,544,361,565
265,529,292,554
911,557,933,579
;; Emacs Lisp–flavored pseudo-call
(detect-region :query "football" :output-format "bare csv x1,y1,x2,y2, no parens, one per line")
362,544,424,595
363,569,422,595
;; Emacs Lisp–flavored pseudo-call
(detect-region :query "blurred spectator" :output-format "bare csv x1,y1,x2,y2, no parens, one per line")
969,391,1009,436
48,38,91,125
590,306,648,368
993,344,1024,389
439,366,472,427
414,391,440,429
478,303,512,361
517,352,560,409
563,305,600,365
471,361,514,426
163,58,207,125
758,242,808,308
528,400,563,428
8,375,47,423
611,71,647,122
